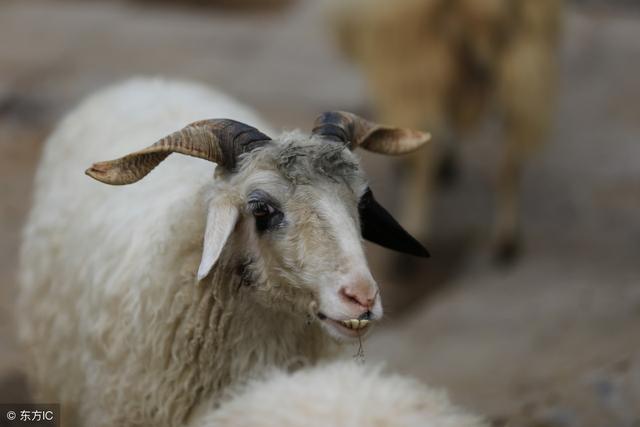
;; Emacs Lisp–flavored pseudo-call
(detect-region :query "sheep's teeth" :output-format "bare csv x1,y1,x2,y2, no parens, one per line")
341,319,355,329
340,319,370,330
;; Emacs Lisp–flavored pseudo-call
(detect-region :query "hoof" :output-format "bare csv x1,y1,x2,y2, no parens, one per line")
436,150,459,188
493,237,521,266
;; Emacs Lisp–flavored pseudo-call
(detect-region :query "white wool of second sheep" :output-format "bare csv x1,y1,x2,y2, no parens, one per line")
197,361,487,427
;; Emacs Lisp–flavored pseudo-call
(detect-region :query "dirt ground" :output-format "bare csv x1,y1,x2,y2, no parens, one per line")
0,0,639,425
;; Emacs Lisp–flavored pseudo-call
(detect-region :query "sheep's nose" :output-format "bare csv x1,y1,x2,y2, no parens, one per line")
339,280,378,310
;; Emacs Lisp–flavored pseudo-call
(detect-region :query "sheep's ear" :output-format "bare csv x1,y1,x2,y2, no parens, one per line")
359,188,430,258
197,198,239,281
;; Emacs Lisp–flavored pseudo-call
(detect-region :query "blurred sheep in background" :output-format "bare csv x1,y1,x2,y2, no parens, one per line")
332,0,563,262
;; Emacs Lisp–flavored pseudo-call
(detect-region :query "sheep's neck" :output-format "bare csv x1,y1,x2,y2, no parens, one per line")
167,256,333,419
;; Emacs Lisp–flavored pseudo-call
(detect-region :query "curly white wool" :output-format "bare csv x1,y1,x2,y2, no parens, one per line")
200,361,487,427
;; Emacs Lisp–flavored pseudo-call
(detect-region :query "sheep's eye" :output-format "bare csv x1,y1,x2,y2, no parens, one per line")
252,202,273,217
248,200,284,233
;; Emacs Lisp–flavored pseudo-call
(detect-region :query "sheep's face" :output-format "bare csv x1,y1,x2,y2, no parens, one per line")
86,113,429,342
207,134,383,341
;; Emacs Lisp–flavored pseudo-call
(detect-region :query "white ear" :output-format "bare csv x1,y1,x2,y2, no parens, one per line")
197,198,239,281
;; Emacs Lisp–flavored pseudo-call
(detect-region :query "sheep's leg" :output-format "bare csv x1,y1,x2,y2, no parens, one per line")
385,103,447,244
494,34,556,263
493,136,524,263
435,134,459,187
400,145,436,241
385,144,437,280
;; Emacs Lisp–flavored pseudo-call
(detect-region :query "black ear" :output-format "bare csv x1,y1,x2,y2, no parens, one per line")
358,188,430,258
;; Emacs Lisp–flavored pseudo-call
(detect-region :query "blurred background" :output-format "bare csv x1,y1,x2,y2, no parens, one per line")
0,0,639,425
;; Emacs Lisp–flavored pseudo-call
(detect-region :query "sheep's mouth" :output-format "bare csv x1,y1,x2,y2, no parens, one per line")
316,312,373,339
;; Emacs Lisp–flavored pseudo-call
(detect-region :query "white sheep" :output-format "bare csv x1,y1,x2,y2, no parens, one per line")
199,361,487,427
331,0,562,261
17,77,430,427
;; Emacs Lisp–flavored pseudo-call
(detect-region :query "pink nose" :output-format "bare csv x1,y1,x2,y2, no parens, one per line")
340,280,377,310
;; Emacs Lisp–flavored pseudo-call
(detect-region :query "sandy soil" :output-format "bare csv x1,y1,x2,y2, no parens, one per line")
0,1,638,425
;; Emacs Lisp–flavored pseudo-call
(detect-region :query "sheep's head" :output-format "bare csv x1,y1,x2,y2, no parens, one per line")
86,111,430,341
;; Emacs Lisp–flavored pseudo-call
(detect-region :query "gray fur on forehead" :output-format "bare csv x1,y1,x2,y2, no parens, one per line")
240,131,361,184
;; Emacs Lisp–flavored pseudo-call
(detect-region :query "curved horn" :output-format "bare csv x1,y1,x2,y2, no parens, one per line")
311,111,430,155
86,119,271,185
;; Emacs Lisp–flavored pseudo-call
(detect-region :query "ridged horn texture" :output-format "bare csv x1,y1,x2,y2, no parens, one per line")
86,119,271,185
311,111,431,155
